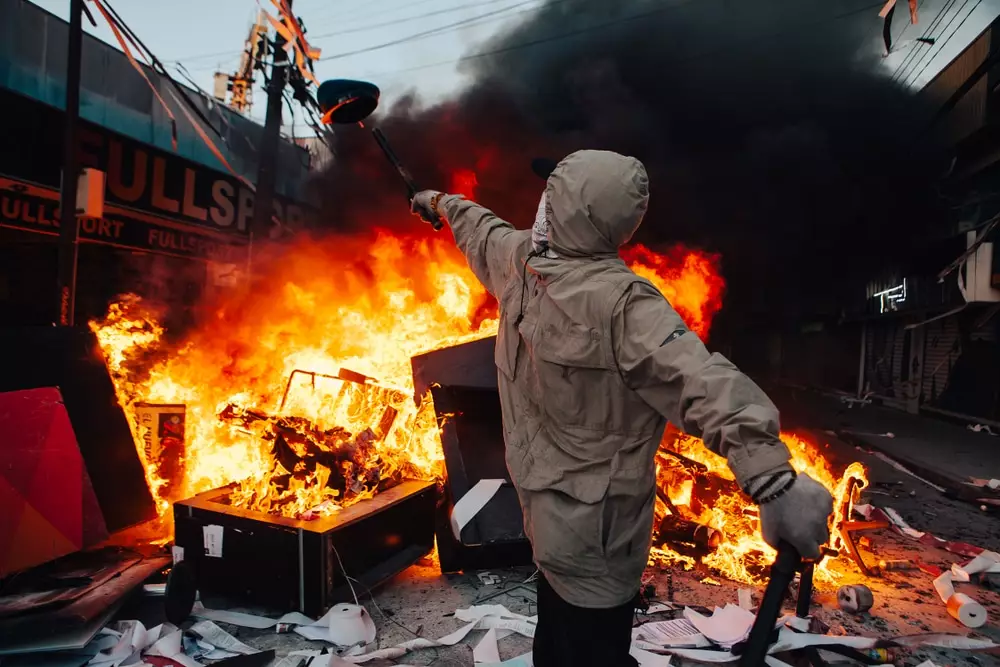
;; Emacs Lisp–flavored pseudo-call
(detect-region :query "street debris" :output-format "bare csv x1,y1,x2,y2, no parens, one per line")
737,588,753,610
878,558,916,571
478,572,502,586
837,584,874,613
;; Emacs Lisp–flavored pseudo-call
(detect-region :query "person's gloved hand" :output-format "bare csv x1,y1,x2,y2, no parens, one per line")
757,473,833,560
411,190,444,225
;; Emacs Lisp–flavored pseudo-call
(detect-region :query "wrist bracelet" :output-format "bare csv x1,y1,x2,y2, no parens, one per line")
754,472,798,505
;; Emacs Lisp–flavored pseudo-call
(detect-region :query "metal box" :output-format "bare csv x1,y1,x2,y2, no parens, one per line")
411,337,533,573
174,480,436,616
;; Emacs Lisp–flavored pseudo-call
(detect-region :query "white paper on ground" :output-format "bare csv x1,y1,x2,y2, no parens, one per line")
893,634,998,650
933,571,955,602
916,662,941,667
87,620,146,667
292,604,537,664
633,619,709,648
630,646,672,666
477,653,534,667
188,620,258,655
683,605,755,648
295,603,377,646
768,628,876,653
473,628,500,663
456,605,531,623
191,601,314,628
451,479,505,540
951,550,1000,582
881,507,925,539
203,525,224,558
145,628,202,667
642,603,680,615
737,589,753,611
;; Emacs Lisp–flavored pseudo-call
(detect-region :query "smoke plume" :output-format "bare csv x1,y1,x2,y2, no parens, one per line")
314,0,947,331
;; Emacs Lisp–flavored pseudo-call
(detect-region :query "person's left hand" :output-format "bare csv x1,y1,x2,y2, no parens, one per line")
411,190,444,224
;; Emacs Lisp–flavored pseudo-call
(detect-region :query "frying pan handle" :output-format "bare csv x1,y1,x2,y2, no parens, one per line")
739,541,801,667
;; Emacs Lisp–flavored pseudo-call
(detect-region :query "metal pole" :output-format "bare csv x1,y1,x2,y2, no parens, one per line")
250,0,291,243
57,0,84,326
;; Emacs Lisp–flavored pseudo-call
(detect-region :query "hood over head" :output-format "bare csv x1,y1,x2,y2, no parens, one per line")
544,150,649,258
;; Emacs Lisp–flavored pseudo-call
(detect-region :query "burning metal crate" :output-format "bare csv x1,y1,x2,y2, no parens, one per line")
174,479,436,616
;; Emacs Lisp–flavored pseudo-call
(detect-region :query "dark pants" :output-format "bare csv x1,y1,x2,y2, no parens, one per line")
533,573,638,667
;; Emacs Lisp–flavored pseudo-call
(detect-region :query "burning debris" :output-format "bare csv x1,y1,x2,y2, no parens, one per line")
88,221,869,585
651,428,869,584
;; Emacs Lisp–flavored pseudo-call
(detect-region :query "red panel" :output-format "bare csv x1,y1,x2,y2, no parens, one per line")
0,388,108,575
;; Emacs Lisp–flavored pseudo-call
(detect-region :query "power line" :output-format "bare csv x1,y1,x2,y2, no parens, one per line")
307,0,530,40
355,0,886,81
891,0,957,83
172,0,515,64
904,0,982,88
317,0,542,61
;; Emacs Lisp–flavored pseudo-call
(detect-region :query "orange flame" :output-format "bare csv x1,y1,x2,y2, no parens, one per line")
89,179,863,584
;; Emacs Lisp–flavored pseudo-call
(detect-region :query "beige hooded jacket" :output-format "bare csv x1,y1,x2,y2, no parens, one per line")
439,150,792,608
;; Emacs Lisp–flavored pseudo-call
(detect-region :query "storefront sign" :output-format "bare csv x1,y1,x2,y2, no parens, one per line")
0,177,247,263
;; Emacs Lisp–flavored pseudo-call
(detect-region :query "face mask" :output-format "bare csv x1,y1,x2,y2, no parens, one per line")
531,191,559,259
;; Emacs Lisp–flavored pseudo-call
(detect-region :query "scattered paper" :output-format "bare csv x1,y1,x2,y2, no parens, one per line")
951,550,1000,582
633,619,708,648
172,546,184,564
295,603,377,646
683,605,755,648
947,593,987,628
203,525,224,558
88,620,150,667
699,577,722,586
451,479,505,541
473,628,500,663
192,602,314,629
478,653,534,667
737,589,753,611
145,627,202,667
642,602,680,615
189,620,258,655
478,572,502,586
630,646,673,666
879,507,925,538
932,571,988,628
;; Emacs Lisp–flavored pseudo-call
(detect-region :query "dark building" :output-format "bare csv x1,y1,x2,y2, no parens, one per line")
0,1,314,328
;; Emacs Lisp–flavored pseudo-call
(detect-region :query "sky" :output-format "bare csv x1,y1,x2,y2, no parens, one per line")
28,0,540,132
27,0,1000,137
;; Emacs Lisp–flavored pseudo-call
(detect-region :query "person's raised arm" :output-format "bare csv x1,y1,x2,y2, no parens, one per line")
412,191,522,297
612,281,833,558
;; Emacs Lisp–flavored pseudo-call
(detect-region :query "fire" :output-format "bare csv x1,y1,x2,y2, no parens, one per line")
652,430,869,584
89,184,864,585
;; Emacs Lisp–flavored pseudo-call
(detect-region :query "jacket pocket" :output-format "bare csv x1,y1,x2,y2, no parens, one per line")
533,324,614,428
522,488,610,578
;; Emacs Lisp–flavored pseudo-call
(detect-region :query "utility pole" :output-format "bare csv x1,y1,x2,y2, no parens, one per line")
251,0,291,243
56,0,84,326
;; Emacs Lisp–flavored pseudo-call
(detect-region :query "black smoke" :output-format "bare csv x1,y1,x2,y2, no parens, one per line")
314,0,948,333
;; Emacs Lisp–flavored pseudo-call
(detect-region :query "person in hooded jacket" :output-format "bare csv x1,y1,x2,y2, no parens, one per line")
411,150,833,667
